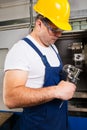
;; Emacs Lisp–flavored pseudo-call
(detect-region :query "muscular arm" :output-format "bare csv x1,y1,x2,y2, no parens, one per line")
3,70,56,108
3,70,76,109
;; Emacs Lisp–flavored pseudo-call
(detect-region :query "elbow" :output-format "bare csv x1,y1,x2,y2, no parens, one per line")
3,99,13,109
3,88,19,109
3,95,16,109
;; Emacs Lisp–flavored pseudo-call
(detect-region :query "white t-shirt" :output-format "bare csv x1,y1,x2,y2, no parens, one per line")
4,35,60,88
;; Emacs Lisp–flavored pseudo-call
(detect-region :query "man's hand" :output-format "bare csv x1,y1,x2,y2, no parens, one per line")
54,80,76,100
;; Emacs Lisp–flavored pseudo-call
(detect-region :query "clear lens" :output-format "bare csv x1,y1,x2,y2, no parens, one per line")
42,19,63,33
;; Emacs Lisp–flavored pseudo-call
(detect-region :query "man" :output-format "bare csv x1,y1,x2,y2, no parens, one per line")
3,0,76,130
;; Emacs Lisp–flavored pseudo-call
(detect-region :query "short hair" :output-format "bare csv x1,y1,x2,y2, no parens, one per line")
35,14,51,24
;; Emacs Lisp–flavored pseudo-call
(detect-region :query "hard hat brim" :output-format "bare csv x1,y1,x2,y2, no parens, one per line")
51,19,72,31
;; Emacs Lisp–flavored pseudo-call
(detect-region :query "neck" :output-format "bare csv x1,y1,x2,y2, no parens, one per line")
30,30,49,47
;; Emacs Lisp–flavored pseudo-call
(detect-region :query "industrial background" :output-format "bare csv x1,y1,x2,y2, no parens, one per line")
0,0,87,130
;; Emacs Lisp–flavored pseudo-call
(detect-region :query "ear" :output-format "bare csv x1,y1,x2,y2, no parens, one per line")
36,19,42,29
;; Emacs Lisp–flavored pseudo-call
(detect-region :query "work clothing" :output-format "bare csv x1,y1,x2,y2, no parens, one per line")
4,35,60,88
12,38,68,130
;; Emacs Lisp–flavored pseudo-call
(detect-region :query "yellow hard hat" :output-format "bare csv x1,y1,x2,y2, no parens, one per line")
34,0,72,31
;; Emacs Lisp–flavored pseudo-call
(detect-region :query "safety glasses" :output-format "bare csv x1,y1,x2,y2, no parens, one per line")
41,19,63,34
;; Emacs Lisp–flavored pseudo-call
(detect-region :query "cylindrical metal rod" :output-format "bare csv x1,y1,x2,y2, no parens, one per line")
29,0,33,32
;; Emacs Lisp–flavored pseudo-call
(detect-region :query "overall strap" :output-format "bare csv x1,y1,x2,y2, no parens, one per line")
51,45,63,66
23,38,50,67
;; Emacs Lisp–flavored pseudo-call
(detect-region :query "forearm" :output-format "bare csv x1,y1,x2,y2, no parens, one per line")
3,85,56,109
3,71,76,109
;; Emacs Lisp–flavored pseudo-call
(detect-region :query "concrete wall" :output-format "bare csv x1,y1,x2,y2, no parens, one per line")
0,0,36,21
69,0,87,18
69,0,87,11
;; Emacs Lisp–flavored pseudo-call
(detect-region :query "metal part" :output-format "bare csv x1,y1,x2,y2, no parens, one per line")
29,0,33,32
63,64,82,84
59,64,82,108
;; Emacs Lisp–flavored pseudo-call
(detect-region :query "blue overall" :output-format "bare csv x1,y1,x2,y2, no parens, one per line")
12,38,68,130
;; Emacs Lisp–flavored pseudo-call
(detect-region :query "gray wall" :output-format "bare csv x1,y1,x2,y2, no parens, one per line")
69,0,87,19
69,0,87,11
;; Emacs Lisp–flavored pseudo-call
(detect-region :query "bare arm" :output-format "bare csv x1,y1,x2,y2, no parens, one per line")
3,70,76,109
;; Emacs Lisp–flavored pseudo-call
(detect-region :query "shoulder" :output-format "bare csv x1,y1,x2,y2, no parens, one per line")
4,39,32,71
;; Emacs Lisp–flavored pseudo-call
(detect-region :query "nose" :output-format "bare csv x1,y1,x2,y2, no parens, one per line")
54,31,62,37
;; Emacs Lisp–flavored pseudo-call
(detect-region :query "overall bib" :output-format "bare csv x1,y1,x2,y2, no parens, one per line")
13,38,68,130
